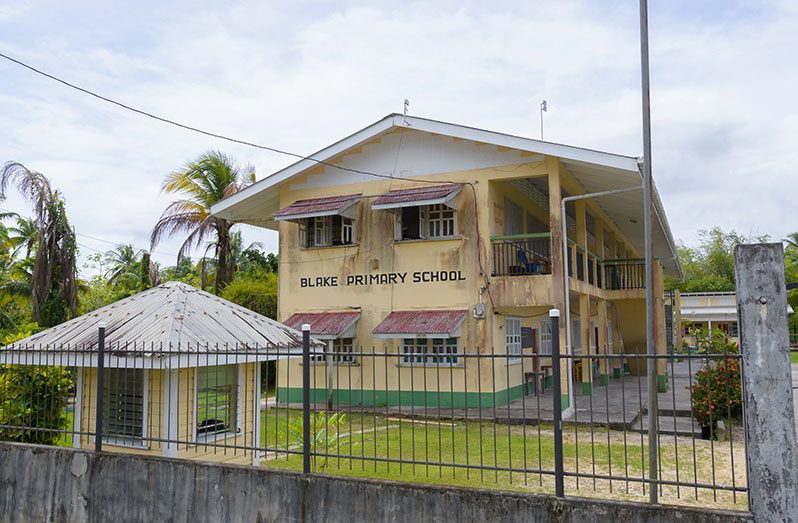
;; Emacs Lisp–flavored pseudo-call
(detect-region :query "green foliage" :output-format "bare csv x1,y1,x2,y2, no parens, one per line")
688,329,742,431
666,227,767,292
220,270,278,318
281,411,350,470
38,287,68,328
0,365,73,445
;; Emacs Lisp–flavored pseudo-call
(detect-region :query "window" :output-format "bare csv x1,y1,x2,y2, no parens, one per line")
312,338,356,364
540,320,552,355
731,322,739,337
103,368,145,442
398,205,456,241
301,216,355,247
401,338,459,365
196,365,238,438
506,317,522,363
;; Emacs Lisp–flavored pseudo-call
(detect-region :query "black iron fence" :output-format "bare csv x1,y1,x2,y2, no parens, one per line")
491,234,552,276
0,330,749,511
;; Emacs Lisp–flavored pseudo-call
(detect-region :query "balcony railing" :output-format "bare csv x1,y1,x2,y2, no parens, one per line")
602,259,646,290
491,233,552,276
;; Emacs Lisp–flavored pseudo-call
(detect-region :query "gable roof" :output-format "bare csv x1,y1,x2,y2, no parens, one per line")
211,114,681,277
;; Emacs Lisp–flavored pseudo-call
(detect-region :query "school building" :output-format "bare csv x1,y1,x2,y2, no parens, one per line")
212,114,682,408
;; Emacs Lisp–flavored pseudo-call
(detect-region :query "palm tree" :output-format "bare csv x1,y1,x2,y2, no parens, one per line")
0,162,78,326
104,244,143,287
8,216,39,260
784,232,798,251
151,151,255,293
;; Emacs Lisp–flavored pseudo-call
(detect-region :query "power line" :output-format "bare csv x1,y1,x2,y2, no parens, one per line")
0,51,449,186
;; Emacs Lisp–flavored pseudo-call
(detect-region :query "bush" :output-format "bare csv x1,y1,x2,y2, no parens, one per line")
220,271,278,319
0,365,73,445
688,329,742,430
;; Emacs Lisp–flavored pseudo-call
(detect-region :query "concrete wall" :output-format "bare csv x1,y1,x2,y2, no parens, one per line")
0,442,752,523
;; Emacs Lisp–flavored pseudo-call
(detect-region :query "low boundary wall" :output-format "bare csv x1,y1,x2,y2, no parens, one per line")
0,442,752,523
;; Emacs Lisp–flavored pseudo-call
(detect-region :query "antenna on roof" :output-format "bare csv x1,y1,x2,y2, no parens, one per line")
403,99,410,124
540,100,548,140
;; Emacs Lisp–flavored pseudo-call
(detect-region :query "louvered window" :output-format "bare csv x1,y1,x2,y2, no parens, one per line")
103,368,145,441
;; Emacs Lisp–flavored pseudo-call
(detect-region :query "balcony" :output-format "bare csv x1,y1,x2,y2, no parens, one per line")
603,259,646,290
491,233,552,277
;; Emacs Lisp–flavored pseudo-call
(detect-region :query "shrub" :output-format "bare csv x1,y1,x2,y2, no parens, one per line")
688,329,742,430
0,365,73,445
221,271,278,319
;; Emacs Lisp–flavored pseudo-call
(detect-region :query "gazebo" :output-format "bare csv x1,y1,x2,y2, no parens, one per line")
0,281,314,465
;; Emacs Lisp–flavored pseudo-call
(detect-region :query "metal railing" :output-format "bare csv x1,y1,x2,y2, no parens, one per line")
603,259,646,290
0,331,750,511
491,233,552,276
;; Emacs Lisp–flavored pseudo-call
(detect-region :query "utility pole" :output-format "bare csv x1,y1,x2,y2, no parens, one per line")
639,0,658,503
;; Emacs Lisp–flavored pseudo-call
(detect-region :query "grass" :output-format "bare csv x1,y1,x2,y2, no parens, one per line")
258,408,748,511
790,351,798,364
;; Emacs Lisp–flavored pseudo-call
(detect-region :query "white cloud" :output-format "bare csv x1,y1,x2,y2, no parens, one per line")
0,0,795,275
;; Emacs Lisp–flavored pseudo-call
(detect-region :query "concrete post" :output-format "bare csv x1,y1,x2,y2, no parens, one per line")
597,300,609,385
734,243,798,522
579,294,592,396
653,261,668,392
547,159,569,409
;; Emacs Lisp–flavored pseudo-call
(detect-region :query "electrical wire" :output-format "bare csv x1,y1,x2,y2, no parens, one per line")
0,50,511,305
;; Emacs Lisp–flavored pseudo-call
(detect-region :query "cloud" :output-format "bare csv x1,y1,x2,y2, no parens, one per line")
0,0,795,274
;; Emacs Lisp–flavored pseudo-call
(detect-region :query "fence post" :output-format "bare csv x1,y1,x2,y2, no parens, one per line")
302,323,311,474
94,322,106,453
734,243,798,521
550,309,564,498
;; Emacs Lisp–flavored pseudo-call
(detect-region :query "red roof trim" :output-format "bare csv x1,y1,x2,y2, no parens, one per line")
372,310,467,336
283,311,360,336
371,184,461,208
273,193,361,218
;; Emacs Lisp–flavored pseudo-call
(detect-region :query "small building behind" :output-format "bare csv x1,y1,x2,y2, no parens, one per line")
0,281,310,464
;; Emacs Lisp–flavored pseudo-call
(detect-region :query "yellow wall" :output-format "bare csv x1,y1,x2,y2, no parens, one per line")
78,363,258,464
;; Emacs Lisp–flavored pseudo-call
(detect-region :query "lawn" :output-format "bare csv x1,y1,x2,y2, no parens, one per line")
258,408,748,511
790,351,798,364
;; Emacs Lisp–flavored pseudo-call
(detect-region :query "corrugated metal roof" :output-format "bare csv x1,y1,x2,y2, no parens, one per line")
273,193,360,219
283,311,360,337
372,310,467,337
371,184,461,208
3,282,311,352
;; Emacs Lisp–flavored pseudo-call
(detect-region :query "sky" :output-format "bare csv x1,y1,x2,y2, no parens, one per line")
0,0,795,276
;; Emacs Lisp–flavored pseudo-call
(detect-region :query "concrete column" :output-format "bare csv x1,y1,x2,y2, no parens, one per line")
673,290,682,353
547,158,569,408
653,261,668,392
734,243,798,522
578,294,591,396
597,300,609,385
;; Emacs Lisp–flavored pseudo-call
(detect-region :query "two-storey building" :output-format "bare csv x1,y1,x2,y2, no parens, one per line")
212,114,682,409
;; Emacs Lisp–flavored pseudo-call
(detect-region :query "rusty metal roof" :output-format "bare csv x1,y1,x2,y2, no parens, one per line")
2,282,310,352
283,311,360,339
371,184,461,210
372,310,467,338
273,193,361,220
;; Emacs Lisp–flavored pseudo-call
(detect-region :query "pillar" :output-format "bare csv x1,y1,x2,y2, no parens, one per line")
597,299,609,385
735,243,798,521
579,294,591,395
547,158,569,408
653,261,668,392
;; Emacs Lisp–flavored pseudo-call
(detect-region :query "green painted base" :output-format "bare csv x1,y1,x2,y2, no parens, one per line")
612,368,622,379
581,382,592,396
543,375,553,389
277,382,529,409
657,374,668,393
561,394,570,409
598,374,609,386
623,363,630,373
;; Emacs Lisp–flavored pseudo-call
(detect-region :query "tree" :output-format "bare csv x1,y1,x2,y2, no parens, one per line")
784,232,798,251
220,270,278,319
104,244,142,288
666,227,767,292
0,162,77,327
151,151,255,293
7,216,38,260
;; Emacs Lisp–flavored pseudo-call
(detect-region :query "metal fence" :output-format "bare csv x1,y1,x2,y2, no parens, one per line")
0,327,749,511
